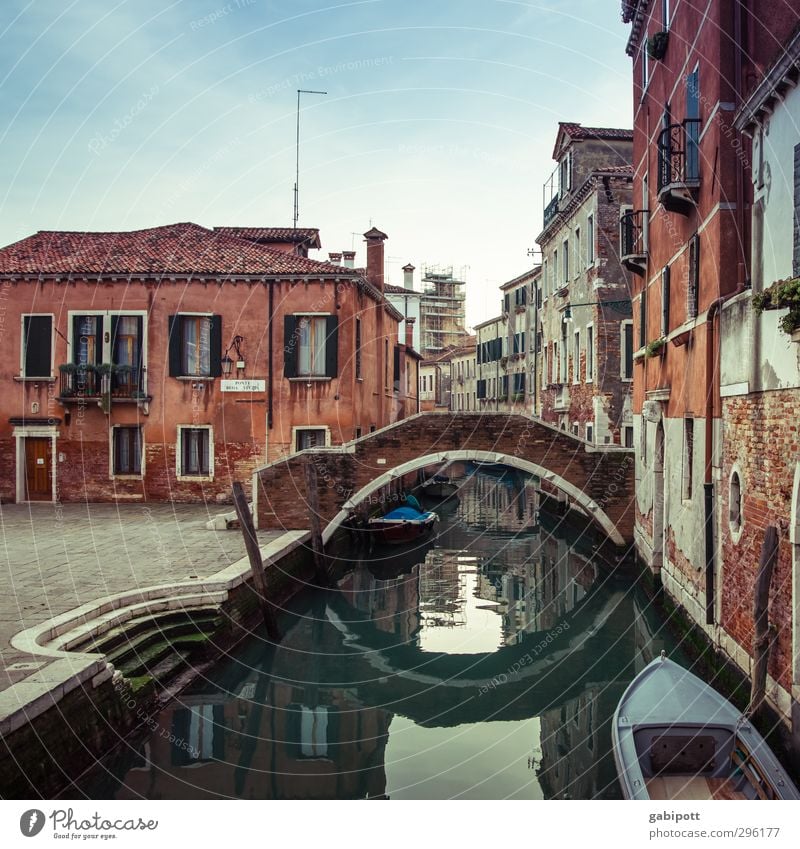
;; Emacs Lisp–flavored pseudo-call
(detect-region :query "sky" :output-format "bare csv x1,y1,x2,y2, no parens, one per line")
0,0,633,328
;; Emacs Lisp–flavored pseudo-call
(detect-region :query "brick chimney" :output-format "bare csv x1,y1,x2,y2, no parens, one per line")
342,250,356,268
328,251,342,264
363,227,388,292
405,316,416,350
402,263,415,290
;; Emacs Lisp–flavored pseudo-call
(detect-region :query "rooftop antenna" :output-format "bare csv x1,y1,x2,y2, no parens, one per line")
294,89,327,230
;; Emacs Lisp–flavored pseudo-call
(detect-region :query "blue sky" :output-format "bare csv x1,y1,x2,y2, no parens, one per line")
0,0,633,326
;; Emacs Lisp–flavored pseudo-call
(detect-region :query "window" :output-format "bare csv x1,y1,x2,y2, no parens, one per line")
179,427,211,477
729,470,742,534
169,314,221,378
384,339,389,389
623,426,634,448
641,45,649,93
572,423,579,436
553,250,558,290
573,330,580,383
295,428,327,451
682,418,694,500
586,324,594,383
587,215,594,265
586,424,594,443
355,427,362,439
641,415,648,464
639,290,647,348
21,315,53,378
688,233,700,317
563,239,569,283
622,321,634,380
113,426,142,476
560,324,568,383
661,266,671,336
393,345,401,392
574,228,581,276
355,318,362,379
542,347,548,387
542,260,548,299
283,315,337,378
560,150,572,194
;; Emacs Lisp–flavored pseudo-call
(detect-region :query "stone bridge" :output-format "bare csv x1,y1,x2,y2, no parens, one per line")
253,412,635,546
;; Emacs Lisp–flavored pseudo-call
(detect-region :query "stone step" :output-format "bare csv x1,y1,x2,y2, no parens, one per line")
77,609,221,655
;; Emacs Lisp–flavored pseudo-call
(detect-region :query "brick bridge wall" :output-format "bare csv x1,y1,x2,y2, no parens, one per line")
254,412,635,545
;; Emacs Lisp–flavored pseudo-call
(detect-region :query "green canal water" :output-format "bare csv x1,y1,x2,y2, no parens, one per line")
72,468,687,800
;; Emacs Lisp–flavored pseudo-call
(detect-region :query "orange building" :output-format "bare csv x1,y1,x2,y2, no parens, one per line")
0,223,419,503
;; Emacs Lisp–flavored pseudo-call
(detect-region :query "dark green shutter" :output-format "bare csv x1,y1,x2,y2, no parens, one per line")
284,315,297,378
325,315,339,378
110,314,118,364
393,345,400,390
23,316,52,377
168,315,182,377
71,315,82,364
210,314,222,377
135,316,144,388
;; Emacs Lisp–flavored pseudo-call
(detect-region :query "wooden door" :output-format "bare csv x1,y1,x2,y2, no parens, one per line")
24,438,51,501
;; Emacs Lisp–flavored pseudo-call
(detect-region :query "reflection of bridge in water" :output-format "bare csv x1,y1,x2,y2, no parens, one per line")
83,472,650,800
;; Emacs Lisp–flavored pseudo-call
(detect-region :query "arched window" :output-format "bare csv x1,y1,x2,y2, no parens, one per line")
729,470,742,534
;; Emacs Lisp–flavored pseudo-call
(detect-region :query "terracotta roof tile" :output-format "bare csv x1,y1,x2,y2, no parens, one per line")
0,222,349,277
553,122,633,159
213,226,321,248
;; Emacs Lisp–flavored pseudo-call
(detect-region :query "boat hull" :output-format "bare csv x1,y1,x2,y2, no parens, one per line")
612,657,800,800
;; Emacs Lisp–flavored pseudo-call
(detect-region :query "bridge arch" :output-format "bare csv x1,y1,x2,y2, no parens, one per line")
322,449,626,546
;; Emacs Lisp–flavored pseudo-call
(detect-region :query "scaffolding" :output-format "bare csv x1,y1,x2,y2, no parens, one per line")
419,265,469,355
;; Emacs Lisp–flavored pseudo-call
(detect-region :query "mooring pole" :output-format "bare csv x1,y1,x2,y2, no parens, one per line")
750,524,778,717
232,481,280,641
303,457,329,585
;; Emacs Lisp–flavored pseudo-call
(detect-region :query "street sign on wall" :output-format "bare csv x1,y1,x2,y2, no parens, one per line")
220,379,266,392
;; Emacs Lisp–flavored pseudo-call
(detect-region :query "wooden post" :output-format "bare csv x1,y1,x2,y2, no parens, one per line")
303,457,329,585
232,481,280,641
750,525,779,717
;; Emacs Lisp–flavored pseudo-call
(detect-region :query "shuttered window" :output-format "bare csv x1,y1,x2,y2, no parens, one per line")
168,315,222,378
113,427,142,475
283,315,338,378
22,315,52,378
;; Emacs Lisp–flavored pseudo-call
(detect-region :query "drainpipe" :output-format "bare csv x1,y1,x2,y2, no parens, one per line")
268,281,274,429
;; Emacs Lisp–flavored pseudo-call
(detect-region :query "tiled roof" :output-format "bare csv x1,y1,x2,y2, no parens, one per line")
0,222,350,277
213,226,321,248
553,122,633,159
384,283,420,295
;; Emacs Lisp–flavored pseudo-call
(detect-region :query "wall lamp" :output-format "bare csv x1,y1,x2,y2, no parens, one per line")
222,335,245,375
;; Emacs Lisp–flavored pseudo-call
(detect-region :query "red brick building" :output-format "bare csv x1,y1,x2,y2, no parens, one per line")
622,0,800,740
0,222,417,504
535,123,634,445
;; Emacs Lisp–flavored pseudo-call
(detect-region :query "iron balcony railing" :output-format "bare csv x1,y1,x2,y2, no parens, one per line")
543,193,560,229
59,364,145,400
620,209,647,258
657,119,701,191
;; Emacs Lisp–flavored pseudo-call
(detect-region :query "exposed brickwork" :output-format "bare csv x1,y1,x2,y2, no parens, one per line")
721,390,798,691
256,412,635,543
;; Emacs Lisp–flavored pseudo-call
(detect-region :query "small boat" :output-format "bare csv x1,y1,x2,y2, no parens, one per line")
367,506,438,545
421,474,459,499
613,654,800,800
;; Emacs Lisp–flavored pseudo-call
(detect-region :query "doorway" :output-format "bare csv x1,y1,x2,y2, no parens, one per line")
24,437,52,501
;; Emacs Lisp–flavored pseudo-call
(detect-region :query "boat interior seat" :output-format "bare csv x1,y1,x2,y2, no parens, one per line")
649,733,716,774
645,775,747,801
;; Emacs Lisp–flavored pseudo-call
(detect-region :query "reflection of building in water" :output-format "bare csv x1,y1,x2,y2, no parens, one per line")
338,566,421,643
113,612,393,800
419,550,466,629
536,684,619,800
456,471,539,534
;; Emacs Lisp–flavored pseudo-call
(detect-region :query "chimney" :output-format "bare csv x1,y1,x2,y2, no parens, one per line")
328,251,342,265
405,317,416,350
402,263,415,290
342,250,356,269
363,227,388,292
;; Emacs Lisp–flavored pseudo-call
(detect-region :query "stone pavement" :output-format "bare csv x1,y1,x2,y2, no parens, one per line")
0,503,279,692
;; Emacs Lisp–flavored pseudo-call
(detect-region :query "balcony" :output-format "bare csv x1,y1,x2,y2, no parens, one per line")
543,193,560,229
620,210,648,275
58,364,149,405
657,119,701,213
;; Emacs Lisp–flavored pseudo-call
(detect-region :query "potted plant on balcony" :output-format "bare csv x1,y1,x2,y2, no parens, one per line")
647,30,669,60
645,337,666,358
58,363,78,396
753,277,800,338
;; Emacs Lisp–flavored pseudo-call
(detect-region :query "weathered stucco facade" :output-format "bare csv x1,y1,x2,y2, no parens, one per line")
535,123,634,445
0,223,417,504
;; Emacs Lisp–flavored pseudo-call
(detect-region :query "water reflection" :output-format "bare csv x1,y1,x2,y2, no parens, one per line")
73,470,677,800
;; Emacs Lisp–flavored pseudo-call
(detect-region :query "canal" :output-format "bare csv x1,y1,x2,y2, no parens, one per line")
71,467,686,800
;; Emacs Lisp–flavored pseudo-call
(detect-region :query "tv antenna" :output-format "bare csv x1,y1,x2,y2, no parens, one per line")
293,89,327,229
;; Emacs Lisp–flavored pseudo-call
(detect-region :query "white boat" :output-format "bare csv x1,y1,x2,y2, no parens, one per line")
613,654,800,800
